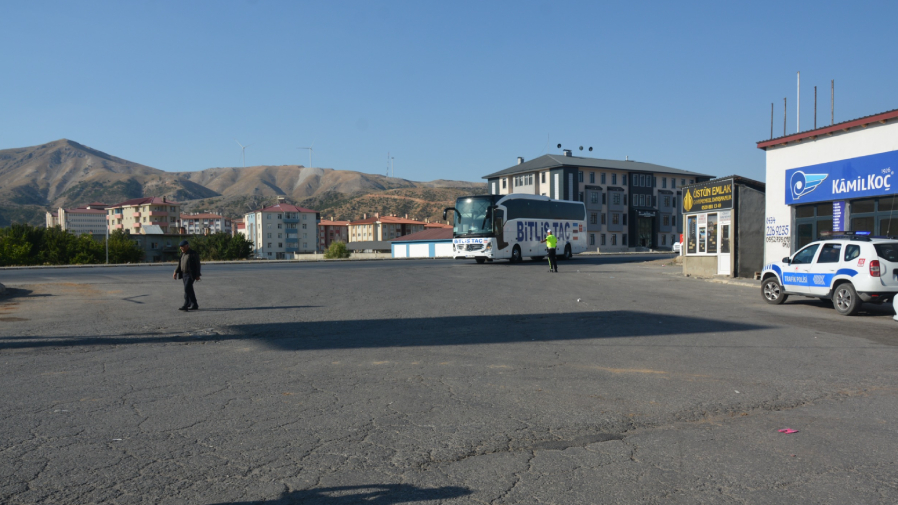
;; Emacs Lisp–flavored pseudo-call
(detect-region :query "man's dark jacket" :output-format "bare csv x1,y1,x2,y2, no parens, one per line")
174,249,201,279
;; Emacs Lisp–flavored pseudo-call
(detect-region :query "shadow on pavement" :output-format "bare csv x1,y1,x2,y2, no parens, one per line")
208,484,472,505
199,305,321,312
0,310,771,351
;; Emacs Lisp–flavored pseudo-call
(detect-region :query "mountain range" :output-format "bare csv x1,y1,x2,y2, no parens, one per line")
0,139,486,226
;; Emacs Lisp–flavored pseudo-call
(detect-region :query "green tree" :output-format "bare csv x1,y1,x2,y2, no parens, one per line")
324,241,351,259
106,229,144,264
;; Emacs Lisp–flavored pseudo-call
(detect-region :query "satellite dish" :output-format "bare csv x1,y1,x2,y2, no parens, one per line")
556,143,561,148
589,147,593,151
579,146,583,151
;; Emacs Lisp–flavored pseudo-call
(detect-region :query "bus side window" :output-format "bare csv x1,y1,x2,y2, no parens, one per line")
493,209,504,232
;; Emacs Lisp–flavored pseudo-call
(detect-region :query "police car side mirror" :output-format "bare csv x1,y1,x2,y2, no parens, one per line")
782,257,791,264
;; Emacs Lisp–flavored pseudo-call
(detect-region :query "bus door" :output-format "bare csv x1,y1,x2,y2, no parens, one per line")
493,208,508,250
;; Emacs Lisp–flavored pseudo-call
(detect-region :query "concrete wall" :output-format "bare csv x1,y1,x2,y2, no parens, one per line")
683,255,718,277
736,185,765,278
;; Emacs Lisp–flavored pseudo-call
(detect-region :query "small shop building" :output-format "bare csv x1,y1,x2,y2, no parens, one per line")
758,108,898,261
390,227,454,258
681,176,766,278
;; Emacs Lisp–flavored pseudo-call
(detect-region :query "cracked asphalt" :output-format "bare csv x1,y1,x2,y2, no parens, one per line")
1,255,897,504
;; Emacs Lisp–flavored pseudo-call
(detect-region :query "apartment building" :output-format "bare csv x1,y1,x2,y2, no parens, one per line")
348,213,427,242
483,151,711,251
45,202,108,236
244,201,319,259
106,197,181,235
179,213,233,235
318,219,350,252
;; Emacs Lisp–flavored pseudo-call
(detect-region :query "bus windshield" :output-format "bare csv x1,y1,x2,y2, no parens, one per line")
454,196,494,236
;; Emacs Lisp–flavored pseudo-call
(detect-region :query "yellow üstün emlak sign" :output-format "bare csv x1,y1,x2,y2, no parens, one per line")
683,179,733,213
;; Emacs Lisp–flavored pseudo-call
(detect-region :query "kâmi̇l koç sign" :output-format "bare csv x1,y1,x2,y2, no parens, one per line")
682,179,733,213
785,149,897,205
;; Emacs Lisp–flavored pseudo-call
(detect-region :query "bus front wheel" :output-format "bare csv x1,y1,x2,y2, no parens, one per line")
475,257,486,264
563,244,572,260
511,245,522,263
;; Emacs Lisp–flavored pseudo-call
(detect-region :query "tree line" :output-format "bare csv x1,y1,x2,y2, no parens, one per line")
0,224,254,266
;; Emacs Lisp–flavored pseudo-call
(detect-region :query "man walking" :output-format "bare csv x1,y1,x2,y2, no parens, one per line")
173,240,201,311
540,227,558,273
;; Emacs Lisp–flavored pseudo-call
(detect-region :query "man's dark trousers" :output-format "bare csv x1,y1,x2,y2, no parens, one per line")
547,248,558,272
183,274,198,308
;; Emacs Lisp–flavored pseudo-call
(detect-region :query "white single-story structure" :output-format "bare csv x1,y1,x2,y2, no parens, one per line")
391,228,453,258
758,108,898,263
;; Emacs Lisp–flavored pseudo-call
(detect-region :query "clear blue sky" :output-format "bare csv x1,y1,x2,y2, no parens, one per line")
3,1,896,183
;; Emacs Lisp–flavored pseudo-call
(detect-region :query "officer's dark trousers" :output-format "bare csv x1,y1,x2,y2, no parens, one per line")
547,248,558,272
182,274,198,308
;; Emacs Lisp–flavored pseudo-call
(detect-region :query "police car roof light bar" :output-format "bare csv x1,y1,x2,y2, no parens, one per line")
818,230,872,241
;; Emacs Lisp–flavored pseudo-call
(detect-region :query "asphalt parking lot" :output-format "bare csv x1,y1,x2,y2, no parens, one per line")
2,255,897,504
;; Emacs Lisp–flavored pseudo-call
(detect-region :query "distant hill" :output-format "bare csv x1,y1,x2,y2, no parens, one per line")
0,139,486,226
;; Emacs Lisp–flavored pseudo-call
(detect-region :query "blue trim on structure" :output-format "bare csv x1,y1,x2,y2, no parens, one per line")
429,243,435,256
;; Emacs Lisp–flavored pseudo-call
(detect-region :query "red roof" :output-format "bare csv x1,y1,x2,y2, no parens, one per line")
389,227,453,242
109,197,180,208
757,108,898,150
349,215,427,226
256,203,318,213
236,222,246,229
180,213,227,220
424,222,452,229
319,219,350,226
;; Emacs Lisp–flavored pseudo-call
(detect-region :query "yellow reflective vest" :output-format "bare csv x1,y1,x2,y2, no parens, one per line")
546,234,557,249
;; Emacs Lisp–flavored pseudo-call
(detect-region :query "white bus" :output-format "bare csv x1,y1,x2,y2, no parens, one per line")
444,193,587,263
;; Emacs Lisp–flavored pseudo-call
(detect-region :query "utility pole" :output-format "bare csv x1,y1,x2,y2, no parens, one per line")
784,98,787,137
105,214,109,264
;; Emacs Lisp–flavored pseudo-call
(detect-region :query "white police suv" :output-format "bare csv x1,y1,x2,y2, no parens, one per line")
761,232,898,315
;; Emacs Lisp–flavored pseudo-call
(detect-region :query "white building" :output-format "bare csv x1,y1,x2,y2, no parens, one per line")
758,107,898,263
483,152,710,251
179,213,233,235
45,202,108,236
244,200,320,259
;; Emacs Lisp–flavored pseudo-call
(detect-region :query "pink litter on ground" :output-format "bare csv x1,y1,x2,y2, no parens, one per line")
778,428,799,434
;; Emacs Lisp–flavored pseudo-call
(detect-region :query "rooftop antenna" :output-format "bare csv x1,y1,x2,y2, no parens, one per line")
235,140,252,168
298,143,313,168
391,155,395,178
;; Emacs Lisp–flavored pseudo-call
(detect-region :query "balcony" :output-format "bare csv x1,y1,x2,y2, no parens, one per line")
132,212,141,217
132,222,141,228
112,224,123,230
285,236,298,242
147,211,168,217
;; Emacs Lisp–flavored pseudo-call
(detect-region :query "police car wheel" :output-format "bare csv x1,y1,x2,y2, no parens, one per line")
475,257,486,264
762,278,787,305
832,283,860,316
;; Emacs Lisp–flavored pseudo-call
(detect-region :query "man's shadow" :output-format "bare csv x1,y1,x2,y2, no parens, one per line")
210,484,472,504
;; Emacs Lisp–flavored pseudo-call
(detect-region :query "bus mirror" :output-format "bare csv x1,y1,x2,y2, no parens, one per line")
443,207,455,221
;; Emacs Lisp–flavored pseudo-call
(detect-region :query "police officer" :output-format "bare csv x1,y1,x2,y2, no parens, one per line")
540,228,558,273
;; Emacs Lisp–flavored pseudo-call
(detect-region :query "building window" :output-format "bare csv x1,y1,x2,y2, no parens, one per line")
602,193,607,205
663,215,670,226
664,196,671,207
612,213,620,225
611,234,617,245
267,242,272,248
590,213,598,224
662,178,667,189
601,213,606,225
616,174,621,185
613,193,621,205
633,174,639,186
578,171,584,183
589,172,595,184
690,179,695,184
302,224,307,229
590,192,599,204
579,192,584,202
267,214,271,220
601,173,606,184
662,234,667,245
681,179,686,186
502,178,507,188
267,233,272,238
589,234,595,245
601,234,606,245
623,234,628,245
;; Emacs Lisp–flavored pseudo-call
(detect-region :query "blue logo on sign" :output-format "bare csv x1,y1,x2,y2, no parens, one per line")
790,171,828,201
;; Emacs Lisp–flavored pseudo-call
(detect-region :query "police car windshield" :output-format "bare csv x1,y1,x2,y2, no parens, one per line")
454,197,493,236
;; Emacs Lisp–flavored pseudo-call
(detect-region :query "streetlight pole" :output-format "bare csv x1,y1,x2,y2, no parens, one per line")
105,212,109,264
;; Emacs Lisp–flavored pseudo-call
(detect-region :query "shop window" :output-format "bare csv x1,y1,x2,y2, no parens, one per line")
707,214,718,253
687,216,697,254
698,226,706,253
851,216,875,234
852,199,875,214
